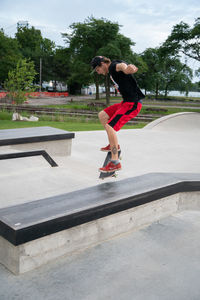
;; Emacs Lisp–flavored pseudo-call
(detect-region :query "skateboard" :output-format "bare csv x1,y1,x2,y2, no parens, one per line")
99,150,121,180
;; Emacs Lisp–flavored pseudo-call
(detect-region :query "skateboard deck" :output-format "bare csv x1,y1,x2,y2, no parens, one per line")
99,150,121,180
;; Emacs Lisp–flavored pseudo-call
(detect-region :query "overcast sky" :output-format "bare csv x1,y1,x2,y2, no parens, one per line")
1,0,200,72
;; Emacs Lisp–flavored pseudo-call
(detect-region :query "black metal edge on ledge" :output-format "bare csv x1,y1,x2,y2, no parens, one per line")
0,180,199,246
0,133,75,146
0,150,58,167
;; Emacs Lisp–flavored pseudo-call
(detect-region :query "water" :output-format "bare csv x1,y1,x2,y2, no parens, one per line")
167,91,200,98
143,90,200,98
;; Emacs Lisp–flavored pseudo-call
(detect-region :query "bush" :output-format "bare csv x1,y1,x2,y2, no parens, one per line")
4,59,37,105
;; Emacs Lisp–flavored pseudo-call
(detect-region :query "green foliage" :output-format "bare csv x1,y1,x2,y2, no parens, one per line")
16,26,43,58
48,47,70,84
62,16,137,100
195,68,200,81
0,109,12,120
4,58,37,104
140,48,162,95
0,30,22,83
0,118,146,131
15,25,56,82
162,18,200,62
140,47,193,97
62,17,121,90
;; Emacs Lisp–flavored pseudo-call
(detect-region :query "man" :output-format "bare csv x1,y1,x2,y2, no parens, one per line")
91,56,145,173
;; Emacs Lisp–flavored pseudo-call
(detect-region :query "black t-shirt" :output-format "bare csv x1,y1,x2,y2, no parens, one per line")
108,60,145,102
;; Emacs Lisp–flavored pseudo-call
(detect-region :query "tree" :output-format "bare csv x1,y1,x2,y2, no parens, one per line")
195,68,200,80
46,47,70,91
62,16,136,104
190,80,200,92
0,30,22,84
162,18,200,62
160,57,193,96
140,48,163,97
130,52,148,94
5,58,37,104
15,25,56,83
140,47,193,97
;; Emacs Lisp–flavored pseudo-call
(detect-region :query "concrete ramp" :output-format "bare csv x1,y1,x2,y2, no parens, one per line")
144,112,200,131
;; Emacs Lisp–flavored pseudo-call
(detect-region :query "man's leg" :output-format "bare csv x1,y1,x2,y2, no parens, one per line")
98,110,119,160
98,110,109,127
104,124,118,160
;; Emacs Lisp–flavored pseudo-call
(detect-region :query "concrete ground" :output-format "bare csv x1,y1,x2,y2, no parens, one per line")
0,112,200,299
0,115,199,209
0,210,200,300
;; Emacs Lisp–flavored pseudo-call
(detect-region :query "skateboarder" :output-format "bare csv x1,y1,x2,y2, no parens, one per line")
91,56,145,173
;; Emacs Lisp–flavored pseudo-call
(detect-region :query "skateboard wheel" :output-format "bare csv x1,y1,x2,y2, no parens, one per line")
112,174,117,178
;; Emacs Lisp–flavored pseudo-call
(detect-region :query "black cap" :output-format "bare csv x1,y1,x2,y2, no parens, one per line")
91,56,104,69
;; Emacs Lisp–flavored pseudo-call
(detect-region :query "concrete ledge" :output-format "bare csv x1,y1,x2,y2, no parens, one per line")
0,126,75,157
0,191,200,274
0,172,200,246
0,126,75,146
0,172,200,274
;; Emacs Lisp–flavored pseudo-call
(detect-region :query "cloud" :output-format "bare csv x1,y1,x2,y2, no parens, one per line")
1,0,200,55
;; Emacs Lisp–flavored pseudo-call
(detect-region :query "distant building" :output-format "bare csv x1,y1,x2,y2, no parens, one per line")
42,81,67,92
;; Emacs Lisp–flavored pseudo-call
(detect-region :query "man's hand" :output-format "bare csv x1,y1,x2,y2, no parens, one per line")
116,63,138,74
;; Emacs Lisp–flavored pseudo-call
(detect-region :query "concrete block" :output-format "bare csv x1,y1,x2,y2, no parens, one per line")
0,192,187,275
178,191,200,211
0,236,19,274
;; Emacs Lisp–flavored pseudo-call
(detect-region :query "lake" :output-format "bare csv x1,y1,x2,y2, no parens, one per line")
167,91,200,98
143,90,200,98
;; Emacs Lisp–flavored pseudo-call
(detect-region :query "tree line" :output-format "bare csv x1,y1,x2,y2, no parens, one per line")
0,16,199,104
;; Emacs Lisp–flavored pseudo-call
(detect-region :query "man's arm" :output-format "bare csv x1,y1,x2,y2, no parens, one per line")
116,62,138,74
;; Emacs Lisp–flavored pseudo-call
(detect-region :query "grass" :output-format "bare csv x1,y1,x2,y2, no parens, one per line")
0,118,146,131
46,103,100,111
0,110,11,120
141,106,200,115
145,95,200,102
143,100,200,107
0,107,146,131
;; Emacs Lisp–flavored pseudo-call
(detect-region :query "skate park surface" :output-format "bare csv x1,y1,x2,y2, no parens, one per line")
0,111,200,299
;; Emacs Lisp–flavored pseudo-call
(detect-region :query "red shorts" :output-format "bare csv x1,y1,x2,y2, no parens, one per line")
104,101,142,131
